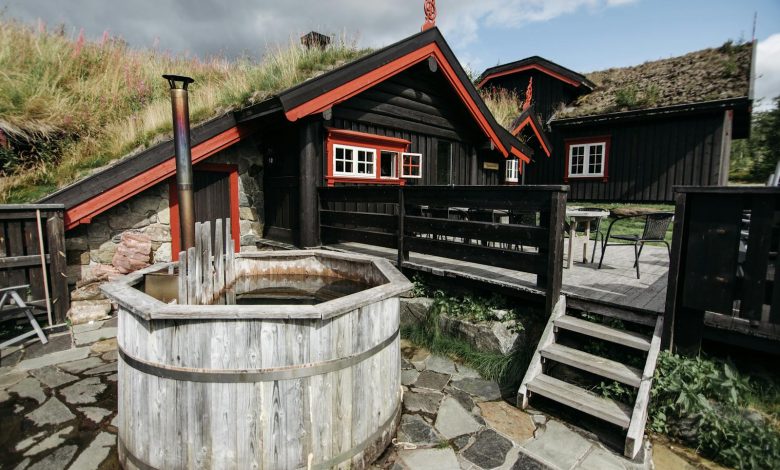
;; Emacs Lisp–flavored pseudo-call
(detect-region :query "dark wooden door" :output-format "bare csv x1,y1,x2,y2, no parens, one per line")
263,129,300,244
194,170,231,242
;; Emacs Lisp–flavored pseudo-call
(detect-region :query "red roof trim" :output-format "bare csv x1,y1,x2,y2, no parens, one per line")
478,64,582,89
510,146,531,163
325,128,412,147
64,123,257,230
284,43,510,157
512,116,551,157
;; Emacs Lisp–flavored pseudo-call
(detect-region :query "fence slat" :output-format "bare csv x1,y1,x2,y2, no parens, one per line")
740,196,775,321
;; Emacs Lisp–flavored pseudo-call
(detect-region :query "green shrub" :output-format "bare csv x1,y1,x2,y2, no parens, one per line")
597,352,780,469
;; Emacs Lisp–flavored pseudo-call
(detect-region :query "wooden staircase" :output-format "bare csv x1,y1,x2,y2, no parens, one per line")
518,296,663,459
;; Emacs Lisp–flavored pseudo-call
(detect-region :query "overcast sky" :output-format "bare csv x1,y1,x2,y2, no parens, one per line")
3,0,779,109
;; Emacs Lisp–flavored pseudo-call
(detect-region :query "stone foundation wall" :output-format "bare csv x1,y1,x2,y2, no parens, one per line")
63,138,265,322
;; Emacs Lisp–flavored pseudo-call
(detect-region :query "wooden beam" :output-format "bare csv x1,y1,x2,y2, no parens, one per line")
299,120,321,248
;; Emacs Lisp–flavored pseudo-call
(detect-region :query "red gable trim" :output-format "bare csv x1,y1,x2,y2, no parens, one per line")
63,124,256,230
510,146,531,163
512,116,551,157
284,43,511,157
478,64,582,89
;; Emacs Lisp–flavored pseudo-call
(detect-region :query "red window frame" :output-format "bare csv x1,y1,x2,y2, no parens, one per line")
326,128,411,186
564,136,610,183
401,153,422,178
169,163,241,261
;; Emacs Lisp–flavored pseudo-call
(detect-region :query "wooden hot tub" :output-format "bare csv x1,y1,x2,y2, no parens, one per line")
102,250,412,470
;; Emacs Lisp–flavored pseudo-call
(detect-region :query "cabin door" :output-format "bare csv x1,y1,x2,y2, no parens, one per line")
170,163,240,258
262,129,300,245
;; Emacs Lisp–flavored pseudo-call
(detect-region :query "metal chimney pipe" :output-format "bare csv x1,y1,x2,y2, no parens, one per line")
163,74,196,251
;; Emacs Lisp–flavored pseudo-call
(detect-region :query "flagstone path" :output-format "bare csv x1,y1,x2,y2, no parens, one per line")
1,322,650,469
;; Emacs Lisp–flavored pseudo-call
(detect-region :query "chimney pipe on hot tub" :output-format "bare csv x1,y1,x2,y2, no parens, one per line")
163,74,196,251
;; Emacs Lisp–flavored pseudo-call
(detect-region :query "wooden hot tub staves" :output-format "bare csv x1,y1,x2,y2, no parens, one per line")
102,250,412,470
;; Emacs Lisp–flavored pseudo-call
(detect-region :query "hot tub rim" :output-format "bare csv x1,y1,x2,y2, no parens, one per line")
100,249,412,322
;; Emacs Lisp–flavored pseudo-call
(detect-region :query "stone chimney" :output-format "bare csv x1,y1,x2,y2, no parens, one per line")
301,31,330,50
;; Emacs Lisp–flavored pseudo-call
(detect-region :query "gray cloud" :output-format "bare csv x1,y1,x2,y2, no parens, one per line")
1,0,635,62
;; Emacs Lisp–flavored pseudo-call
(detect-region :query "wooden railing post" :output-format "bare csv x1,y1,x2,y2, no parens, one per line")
663,190,689,352
542,190,566,316
46,210,69,324
397,187,407,268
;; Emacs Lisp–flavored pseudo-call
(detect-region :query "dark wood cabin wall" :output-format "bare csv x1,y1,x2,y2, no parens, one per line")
525,112,725,203
330,61,505,187
486,71,581,124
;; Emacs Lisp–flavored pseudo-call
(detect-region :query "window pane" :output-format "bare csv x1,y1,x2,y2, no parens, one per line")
380,151,397,178
437,141,451,185
589,144,603,174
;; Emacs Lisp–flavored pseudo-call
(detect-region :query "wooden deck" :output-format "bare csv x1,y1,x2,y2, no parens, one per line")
327,237,669,314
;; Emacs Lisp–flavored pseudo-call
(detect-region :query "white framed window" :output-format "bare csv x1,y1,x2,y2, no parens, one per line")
401,153,423,178
505,158,519,183
333,144,376,178
568,142,606,178
380,151,399,178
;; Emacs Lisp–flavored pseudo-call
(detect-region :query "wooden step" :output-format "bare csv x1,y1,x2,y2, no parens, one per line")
540,343,642,387
555,315,651,351
526,374,632,428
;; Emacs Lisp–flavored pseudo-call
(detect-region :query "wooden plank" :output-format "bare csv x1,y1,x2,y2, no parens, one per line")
404,186,558,211
518,295,565,408
178,251,187,304
566,297,658,327
406,236,545,274
405,216,547,247
625,315,664,459
321,226,397,249
398,188,407,267
318,186,400,204
739,196,775,321
543,191,566,315
554,315,652,351
527,374,631,428
0,254,51,269
540,343,642,387
320,210,398,231
45,211,68,324
663,190,688,349
214,219,224,304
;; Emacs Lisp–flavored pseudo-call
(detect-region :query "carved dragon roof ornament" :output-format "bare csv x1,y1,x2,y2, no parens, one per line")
523,77,533,111
422,0,436,31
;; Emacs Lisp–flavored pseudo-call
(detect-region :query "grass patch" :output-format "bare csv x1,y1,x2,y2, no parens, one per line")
0,17,370,202
479,86,522,130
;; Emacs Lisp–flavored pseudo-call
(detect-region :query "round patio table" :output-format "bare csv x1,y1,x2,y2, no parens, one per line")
565,208,610,268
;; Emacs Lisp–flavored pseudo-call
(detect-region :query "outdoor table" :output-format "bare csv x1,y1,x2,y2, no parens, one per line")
565,208,610,268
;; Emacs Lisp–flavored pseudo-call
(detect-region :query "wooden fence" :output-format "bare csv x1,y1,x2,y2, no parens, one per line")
664,187,780,355
318,185,567,315
0,204,69,326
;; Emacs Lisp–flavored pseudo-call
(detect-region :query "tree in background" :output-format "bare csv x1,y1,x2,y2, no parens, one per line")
730,96,780,183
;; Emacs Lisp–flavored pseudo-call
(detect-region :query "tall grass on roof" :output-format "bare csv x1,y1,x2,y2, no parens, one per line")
0,18,370,202
479,86,522,130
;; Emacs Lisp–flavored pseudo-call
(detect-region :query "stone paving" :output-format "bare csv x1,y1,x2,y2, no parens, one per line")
1,321,652,470
0,320,119,470
372,340,652,470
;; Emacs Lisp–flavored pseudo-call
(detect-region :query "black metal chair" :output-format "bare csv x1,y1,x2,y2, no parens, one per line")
564,207,608,262
467,209,495,246
598,212,674,279
508,210,537,251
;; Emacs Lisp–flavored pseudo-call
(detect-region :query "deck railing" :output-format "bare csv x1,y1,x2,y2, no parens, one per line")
318,185,568,315
0,204,69,326
664,187,780,355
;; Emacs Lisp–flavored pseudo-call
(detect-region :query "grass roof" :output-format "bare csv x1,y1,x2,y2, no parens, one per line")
0,18,370,203
557,40,753,119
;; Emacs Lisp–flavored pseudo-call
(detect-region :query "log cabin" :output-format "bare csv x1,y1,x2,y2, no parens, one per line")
480,41,755,202
38,27,538,290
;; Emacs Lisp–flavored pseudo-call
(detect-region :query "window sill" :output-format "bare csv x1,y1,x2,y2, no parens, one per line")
564,176,608,182
326,176,406,186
